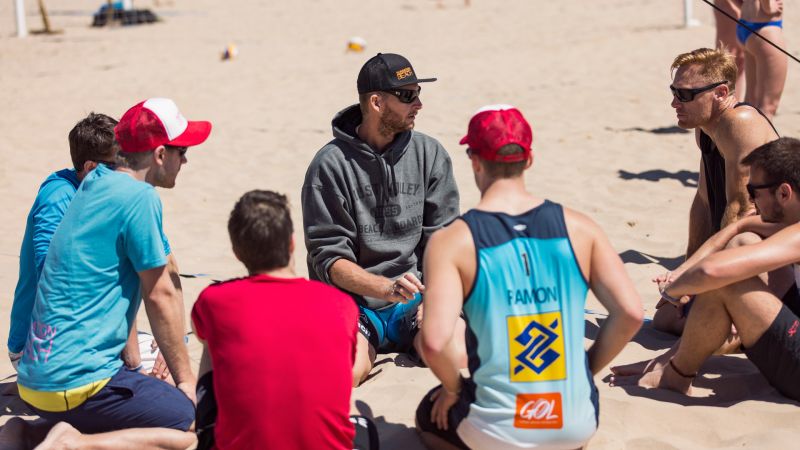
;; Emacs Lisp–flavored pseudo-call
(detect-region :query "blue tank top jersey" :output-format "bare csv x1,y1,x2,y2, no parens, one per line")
457,200,597,448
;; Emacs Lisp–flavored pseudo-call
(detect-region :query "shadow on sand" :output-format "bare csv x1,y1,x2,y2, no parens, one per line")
601,354,800,408
606,125,690,135
618,169,698,188
353,400,422,450
619,249,683,271
587,319,677,352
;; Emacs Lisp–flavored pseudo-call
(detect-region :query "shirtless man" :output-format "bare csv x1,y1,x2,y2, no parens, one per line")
653,47,780,335
415,105,643,449
610,137,800,402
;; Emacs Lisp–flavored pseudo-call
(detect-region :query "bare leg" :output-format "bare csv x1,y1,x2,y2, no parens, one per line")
714,0,746,99
746,26,788,118
743,47,759,106
35,422,196,450
353,333,376,387
652,305,686,336
610,276,782,394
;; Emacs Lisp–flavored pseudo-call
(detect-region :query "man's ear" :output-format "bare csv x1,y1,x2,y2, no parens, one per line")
370,93,382,112
153,145,167,166
289,235,295,254
525,154,533,169
471,154,481,173
779,182,793,201
81,160,98,175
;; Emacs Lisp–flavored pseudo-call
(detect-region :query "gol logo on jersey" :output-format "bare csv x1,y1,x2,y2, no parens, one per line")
507,311,566,382
514,393,563,429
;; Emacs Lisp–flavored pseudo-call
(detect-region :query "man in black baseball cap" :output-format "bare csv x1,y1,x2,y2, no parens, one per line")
302,53,461,386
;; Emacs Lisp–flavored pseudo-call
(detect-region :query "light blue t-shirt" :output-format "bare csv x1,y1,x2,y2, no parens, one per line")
18,165,171,391
8,169,80,354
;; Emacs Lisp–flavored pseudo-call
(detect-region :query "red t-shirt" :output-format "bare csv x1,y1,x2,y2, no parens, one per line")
192,274,358,450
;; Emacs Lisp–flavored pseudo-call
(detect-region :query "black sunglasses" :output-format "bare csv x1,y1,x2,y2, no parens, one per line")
165,145,188,157
746,181,782,200
669,81,727,102
382,86,421,104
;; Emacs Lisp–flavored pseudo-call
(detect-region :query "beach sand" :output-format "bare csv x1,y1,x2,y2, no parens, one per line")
1,0,800,448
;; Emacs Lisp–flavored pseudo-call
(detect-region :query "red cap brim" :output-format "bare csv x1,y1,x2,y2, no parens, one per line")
459,135,469,145
167,121,212,148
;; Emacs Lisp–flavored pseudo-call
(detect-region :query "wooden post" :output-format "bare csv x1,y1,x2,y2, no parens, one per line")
37,0,53,33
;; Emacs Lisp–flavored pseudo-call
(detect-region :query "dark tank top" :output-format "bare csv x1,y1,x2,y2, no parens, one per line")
699,103,779,231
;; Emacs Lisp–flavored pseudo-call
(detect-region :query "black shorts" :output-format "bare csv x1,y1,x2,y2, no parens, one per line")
415,378,476,449
743,303,800,401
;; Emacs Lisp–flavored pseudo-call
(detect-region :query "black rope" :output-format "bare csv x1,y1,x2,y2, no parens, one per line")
700,0,800,65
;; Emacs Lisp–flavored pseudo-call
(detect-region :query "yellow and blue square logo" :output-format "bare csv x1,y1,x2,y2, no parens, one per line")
507,311,566,382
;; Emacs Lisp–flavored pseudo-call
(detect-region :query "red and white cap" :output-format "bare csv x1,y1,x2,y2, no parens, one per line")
115,98,212,153
459,104,532,162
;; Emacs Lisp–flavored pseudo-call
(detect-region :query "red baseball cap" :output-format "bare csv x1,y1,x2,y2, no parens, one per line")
115,98,212,153
459,104,532,162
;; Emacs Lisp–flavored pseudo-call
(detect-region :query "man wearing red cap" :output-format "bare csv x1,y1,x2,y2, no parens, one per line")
415,105,642,449
14,98,211,448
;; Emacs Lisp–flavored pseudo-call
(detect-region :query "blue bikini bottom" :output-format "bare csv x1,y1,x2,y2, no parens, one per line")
737,19,783,44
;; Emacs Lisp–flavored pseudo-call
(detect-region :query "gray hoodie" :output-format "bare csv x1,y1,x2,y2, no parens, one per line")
302,104,460,310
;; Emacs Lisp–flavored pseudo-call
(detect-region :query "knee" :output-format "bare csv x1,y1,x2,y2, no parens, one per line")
352,359,372,387
726,232,761,250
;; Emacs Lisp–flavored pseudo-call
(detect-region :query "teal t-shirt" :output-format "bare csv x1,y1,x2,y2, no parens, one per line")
17,165,170,391
8,169,79,354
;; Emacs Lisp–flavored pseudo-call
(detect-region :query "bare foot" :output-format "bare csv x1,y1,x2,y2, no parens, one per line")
34,422,81,450
609,358,694,395
611,344,678,376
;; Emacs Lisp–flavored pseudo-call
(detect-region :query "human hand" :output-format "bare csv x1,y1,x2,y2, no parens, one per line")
177,381,197,406
430,386,459,430
765,0,783,15
384,273,425,303
148,345,172,383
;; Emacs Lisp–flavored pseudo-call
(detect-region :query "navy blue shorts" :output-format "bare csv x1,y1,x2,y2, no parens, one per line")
29,367,195,433
358,294,422,351
415,377,476,449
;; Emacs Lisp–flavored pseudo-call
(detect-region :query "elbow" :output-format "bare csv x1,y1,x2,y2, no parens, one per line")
420,331,449,357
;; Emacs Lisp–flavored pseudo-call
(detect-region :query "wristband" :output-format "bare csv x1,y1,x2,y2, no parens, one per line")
126,363,144,372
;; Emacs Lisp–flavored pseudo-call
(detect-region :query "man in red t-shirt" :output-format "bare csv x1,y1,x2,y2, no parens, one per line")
191,190,377,450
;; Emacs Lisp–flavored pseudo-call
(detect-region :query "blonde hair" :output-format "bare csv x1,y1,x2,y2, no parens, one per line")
671,48,737,91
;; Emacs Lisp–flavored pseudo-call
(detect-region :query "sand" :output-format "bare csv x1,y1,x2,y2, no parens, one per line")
1,0,799,448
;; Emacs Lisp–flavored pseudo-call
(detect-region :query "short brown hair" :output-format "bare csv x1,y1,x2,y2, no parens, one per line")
68,113,119,171
228,190,293,273
742,137,800,191
671,48,737,90
479,144,528,179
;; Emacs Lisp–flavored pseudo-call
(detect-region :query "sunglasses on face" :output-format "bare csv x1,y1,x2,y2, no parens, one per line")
382,86,421,104
165,145,188,157
746,181,782,200
669,80,727,102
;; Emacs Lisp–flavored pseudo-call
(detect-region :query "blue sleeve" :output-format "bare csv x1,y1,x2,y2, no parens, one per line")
123,189,168,272
30,183,76,277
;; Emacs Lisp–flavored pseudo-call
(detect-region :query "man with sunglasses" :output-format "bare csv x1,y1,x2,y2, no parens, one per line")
610,137,800,403
653,47,780,335
302,53,460,386
14,98,211,448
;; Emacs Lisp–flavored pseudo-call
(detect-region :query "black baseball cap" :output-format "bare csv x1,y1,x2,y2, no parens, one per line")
357,53,437,94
